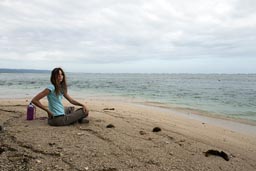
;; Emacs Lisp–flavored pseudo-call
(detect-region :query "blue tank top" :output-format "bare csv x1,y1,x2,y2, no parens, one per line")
47,84,65,116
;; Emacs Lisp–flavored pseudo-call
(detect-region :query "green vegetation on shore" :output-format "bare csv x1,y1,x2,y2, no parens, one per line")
0,68,50,73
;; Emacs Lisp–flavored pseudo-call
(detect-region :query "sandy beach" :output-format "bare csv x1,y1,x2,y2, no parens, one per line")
1,98,256,171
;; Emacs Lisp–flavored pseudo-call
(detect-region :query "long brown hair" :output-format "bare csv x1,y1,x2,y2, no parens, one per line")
50,67,67,95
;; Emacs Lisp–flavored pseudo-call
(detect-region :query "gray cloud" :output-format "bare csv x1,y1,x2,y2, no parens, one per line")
0,0,255,72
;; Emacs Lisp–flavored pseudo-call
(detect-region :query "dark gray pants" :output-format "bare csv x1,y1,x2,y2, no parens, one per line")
48,107,88,126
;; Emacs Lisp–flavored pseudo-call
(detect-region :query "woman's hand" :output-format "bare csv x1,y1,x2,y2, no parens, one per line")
47,110,54,119
63,92,89,116
82,105,89,116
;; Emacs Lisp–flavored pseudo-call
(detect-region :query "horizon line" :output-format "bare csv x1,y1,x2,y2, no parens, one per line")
0,68,255,74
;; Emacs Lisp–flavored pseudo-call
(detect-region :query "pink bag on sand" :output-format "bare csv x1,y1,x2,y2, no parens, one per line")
27,102,36,120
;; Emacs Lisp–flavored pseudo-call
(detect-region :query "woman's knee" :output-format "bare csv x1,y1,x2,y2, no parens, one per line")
76,108,89,117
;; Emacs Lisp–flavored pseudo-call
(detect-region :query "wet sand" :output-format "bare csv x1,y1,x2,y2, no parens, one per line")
0,98,256,171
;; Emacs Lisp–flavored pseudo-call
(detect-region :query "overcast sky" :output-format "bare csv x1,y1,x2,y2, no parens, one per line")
0,0,255,73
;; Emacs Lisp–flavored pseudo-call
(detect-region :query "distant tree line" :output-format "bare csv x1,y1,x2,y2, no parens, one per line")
0,68,50,73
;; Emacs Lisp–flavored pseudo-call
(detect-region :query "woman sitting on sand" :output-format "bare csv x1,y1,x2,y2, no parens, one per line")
32,67,89,126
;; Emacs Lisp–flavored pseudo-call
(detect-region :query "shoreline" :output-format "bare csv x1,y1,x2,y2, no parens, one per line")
136,102,256,136
1,96,256,136
2,86,256,123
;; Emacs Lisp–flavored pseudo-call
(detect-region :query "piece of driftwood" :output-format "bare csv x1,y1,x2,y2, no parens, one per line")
103,108,115,111
204,149,229,161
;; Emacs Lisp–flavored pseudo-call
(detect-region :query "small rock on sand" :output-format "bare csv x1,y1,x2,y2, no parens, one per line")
152,127,161,132
106,124,115,128
0,125,4,132
139,130,146,135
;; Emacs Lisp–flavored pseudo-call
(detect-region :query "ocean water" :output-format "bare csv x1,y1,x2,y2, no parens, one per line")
0,73,256,122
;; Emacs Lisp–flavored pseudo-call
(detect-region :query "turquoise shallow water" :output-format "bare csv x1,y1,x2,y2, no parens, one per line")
0,73,256,122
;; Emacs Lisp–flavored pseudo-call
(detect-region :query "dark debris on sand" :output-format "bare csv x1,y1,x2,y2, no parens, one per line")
152,127,161,132
103,108,115,111
106,124,115,128
204,149,230,161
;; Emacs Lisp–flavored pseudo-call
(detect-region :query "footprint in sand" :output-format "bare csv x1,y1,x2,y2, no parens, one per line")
139,130,146,135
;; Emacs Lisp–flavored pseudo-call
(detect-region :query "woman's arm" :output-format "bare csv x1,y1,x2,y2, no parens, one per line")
64,92,89,114
32,89,53,118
